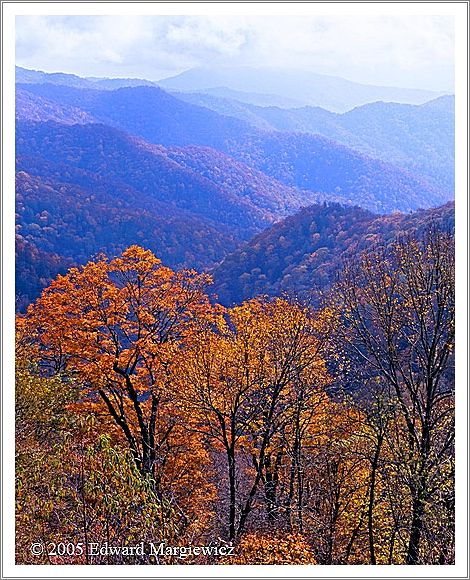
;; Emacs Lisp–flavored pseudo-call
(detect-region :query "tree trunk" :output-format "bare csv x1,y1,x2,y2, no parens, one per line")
228,448,236,540
406,494,424,564
368,433,383,564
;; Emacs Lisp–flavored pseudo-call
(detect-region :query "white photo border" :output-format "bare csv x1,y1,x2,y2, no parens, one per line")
1,2,468,578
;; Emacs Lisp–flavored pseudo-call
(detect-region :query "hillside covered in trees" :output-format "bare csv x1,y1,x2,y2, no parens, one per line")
212,202,455,304
175,92,454,194
14,64,455,567
17,233,455,564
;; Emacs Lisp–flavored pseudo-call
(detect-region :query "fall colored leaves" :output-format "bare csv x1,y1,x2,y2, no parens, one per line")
16,233,454,565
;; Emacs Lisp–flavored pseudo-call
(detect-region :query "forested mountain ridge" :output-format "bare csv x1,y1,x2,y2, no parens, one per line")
16,83,256,149
224,131,445,213
17,84,449,214
16,120,316,235
15,167,242,311
16,66,97,88
15,80,454,309
161,144,319,214
16,87,97,124
212,201,455,305
173,92,454,194
15,119,317,308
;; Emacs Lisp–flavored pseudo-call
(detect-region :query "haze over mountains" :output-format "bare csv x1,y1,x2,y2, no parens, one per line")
15,66,455,310
174,92,454,194
17,82,450,212
17,64,447,110
158,66,446,112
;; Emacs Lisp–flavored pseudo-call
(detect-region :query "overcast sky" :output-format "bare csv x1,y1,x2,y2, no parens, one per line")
16,15,454,91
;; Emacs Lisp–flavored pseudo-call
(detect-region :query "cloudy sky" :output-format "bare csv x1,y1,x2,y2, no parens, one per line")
16,15,454,91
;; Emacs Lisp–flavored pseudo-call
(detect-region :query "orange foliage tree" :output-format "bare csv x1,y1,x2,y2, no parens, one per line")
179,297,335,540
20,246,217,541
17,234,453,564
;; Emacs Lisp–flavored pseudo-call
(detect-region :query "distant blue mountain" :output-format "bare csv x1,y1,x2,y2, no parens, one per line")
171,86,306,108
16,120,304,242
16,87,97,124
16,65,158,90
16,66,97,88
174,92,454,194
158,65,447,112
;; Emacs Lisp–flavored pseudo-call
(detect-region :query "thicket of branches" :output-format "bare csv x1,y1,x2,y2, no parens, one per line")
16,230,454,565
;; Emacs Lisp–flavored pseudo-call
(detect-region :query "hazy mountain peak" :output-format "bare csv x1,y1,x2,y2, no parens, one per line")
158,65,446,113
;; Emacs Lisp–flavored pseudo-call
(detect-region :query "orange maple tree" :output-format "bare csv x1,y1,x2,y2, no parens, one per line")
23,245,214,476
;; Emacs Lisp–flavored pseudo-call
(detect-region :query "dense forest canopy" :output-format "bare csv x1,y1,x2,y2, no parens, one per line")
17,231,454,564
212,201,455,305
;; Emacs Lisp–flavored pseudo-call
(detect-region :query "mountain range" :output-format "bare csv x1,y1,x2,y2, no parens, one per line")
174,92,454,194
17,82,449,213
17,65,447,111
158,65,446,112
15,66,455,310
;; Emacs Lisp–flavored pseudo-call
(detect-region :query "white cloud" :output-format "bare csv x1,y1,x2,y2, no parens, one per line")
15,15,454,90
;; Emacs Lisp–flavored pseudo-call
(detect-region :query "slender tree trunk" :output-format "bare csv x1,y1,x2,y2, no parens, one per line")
286,402,301,530
368,433,383,564
237,384,283,537
228,447,237,540
264,454,276,522
237,464,262,536
326,500,340,565
296,442,303,533
286,454,296,530
406,406,431,564
264,451,282,523
344,507,367,563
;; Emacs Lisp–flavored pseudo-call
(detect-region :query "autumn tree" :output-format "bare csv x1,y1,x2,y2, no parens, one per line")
20,246,217,538
178,304,263,540
332,229,455,564
15,362,171,564
180,297,335,540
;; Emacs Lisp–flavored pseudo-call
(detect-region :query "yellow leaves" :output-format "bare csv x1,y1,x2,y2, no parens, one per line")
15,364,178,563
15,367,78,445
229,533,316,565
23,245,436,562
112,244,162,269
